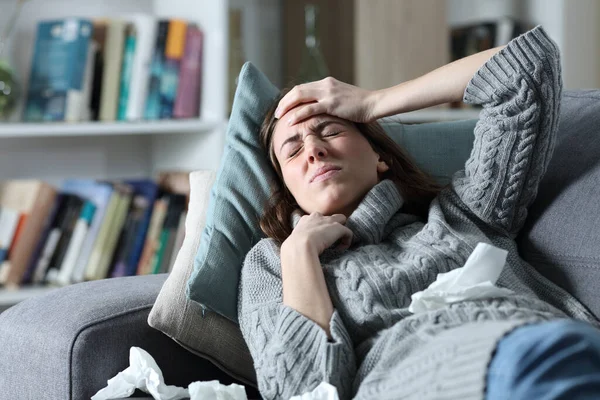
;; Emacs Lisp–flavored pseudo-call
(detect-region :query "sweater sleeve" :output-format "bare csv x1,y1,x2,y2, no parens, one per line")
451,25,563,236
238,239,357,400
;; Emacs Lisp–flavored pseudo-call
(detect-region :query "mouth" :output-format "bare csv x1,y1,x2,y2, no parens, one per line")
310,165,342,183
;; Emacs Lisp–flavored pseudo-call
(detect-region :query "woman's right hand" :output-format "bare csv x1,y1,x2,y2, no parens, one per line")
274,77,377,126
282,212,353,257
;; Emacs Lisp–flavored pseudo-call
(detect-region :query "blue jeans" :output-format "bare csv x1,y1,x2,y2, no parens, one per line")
486,319,600,399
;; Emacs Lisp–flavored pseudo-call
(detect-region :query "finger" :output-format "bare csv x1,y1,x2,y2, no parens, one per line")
275,85,320,119
286,102,326,126
335,228,353,251
328,214,347,224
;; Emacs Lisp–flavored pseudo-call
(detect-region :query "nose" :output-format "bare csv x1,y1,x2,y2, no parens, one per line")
305,137,328,163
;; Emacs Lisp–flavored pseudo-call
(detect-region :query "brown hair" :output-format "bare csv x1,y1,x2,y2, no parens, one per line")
259,90,445,244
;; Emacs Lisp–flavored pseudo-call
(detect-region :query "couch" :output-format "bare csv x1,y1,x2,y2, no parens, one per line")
0,89,599,400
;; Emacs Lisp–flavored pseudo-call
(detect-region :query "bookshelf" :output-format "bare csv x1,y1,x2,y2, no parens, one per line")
1,0,228,184
0,119,223,138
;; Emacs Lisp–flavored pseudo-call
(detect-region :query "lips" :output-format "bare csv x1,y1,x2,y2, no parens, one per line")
310,165,342,183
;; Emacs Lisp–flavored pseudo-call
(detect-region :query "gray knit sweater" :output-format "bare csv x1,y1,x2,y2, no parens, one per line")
238,26,599,400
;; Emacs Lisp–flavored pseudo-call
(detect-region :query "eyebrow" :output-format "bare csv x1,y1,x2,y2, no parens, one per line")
278,120,342,155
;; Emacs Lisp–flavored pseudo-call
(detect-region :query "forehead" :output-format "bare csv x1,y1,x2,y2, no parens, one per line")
273,114,347,143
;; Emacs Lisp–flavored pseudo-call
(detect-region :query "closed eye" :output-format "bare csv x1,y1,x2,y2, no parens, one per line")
324,131,341,137
288,145,302,158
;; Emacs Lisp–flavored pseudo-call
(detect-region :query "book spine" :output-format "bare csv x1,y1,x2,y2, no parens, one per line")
84,191,120,281
96,188,132,279
136,197,169,275
159,20,187,119
173,25,203,119
22,193,65,284
0,208,20,264
45,196,83,285
55,201,96,285
99,19,126,121
125,14,157,121
144,20,169,120
24,19,93,122
117,26,136,121
64,19,94,122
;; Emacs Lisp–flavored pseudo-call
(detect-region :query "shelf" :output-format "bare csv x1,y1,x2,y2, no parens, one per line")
0,119,223,138
0,285,60,307
383,108,482,123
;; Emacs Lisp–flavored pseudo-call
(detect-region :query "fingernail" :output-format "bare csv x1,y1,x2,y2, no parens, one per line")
274,108,281,119
287,118,293,126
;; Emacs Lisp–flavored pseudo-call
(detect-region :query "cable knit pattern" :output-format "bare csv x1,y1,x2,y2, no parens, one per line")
237,26,600,400
457,24,563,236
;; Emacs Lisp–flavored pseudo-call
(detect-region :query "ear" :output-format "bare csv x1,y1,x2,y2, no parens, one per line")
377,159,390,174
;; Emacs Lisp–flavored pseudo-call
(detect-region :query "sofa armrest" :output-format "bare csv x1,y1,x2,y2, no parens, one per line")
0,274,253,400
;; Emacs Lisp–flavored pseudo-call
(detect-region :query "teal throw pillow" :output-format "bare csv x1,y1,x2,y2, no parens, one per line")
187,62,279,322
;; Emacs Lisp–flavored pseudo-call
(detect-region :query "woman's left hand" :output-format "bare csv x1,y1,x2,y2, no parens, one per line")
275,77,377,126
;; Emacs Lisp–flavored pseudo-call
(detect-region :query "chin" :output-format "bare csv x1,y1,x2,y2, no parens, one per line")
316,184,358,216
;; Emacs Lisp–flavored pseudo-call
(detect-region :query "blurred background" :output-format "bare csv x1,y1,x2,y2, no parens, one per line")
233,0,600,92
0,1,599,297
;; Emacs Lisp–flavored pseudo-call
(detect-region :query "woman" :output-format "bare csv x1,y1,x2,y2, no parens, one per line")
237,26,600,400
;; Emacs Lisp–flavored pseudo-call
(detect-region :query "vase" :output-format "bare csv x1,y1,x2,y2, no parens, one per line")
296,3,329,84
0,56,21,120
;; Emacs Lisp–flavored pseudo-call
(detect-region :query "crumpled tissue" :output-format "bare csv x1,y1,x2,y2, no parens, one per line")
91,347,246,400
289,382,339,400
408,242,515,313
92,346,340,400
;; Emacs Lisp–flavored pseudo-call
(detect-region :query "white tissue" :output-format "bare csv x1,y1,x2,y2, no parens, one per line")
189,380,248,400
289,382,340,400
408,242,515,313
91,347,247,400
91,347,338,400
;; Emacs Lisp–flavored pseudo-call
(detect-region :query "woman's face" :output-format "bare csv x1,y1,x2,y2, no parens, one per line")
271,114,388,216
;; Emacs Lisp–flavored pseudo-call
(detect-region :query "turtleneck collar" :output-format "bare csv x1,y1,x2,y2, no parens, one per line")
291,179,406,247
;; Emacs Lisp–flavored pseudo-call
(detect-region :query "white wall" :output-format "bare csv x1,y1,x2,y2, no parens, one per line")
448,0,600,89
447,0,519,26
228,0,283,87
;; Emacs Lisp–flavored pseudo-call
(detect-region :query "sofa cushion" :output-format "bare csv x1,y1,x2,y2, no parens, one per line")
517,89,600,320
148,170,257,386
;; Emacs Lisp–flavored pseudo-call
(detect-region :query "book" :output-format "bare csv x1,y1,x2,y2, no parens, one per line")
0,213,26,284
57,179,114,283
151,193,187,274
145,20,170,120
0,207,20,265
84,187,121,280
53,200,96,286
0,180,58,287
22,193,65,284
86,182,132,280
23,18,94,122
125,14,157,121
99,19,126,121
31,195,75,284
110,193,148,278
137,196,169,275
112,179,159,277
159,19,187,119
117,24,136,121
173,24,203,119
44,195,84,285
89,20,108,121
75,36,97,122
